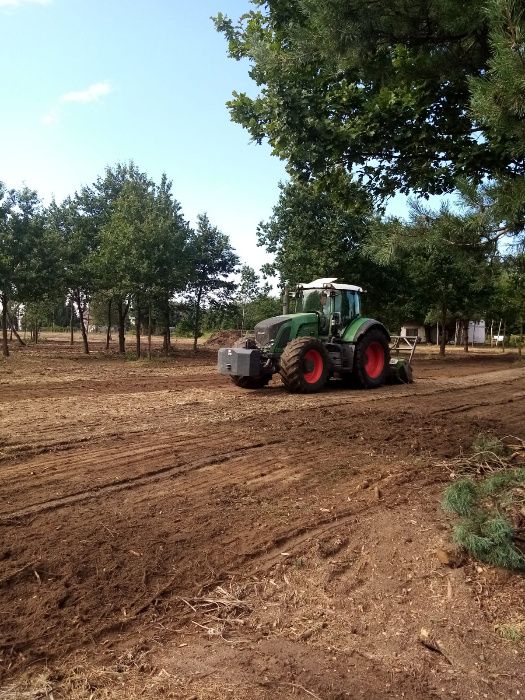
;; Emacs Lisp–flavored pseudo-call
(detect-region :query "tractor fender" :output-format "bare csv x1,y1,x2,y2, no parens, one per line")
341,317,390,345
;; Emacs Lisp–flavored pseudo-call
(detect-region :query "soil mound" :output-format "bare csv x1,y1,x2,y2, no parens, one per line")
205,329,243,347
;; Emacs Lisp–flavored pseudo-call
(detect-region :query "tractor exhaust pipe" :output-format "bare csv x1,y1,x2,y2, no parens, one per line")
282,282,290,315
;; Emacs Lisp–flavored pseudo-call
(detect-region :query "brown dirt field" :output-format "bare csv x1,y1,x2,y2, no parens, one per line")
1,337,525,699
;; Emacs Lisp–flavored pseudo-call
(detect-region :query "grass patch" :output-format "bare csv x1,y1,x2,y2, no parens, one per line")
471,433,507,459
496,623,523,642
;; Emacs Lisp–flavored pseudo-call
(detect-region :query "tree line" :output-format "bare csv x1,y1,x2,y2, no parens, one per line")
216,0,525,355
3,0,525,359
0,163,277,357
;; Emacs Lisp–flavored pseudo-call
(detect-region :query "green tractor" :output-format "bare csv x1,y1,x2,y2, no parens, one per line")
218,278,413,393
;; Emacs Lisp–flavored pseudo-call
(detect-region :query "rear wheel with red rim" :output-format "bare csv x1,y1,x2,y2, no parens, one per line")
353,328,390,389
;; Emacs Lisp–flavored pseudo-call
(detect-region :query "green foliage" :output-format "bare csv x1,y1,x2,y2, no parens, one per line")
258,178,374,285
186,214,239,348
244,295,282,329
443,466,525,571
215,1,497,197
442,479,478,517
0,186,61,303
0,185,62,353
509,334,525,348
257,178,412,331
479,467,525,496
470,1,525,178
370,195,500,352
471,433,507,459
97,172,190,301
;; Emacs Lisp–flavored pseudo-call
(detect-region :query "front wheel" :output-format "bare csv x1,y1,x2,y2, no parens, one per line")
279,337,330,393
353,329,390,389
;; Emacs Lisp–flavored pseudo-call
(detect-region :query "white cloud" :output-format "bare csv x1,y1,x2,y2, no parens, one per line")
41,108,59,126
0,0,50,7
60,82,111,104
40,81,111,126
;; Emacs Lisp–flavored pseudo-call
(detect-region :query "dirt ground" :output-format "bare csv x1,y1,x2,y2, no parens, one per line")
1,334,525,699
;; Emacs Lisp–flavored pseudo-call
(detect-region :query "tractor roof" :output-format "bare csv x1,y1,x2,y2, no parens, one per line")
297,277,363,292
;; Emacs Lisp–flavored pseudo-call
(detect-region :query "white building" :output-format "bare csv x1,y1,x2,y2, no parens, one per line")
400,320,486,345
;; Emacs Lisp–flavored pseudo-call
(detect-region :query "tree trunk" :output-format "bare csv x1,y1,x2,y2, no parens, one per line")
8,313,26,346
439,307,447,357
106,297,112,350
135,294,141,359
502,320,506,352
117,300,126,354
70,300,74,346
148,302,152,360
1,293,9,357
193,288,202,353
463,319,469,353
519,316,523,360
163,297,171,357
76,294,90,354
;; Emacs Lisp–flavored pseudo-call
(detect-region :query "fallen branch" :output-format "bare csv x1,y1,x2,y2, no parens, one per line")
419,628,453,665
0,562,35,587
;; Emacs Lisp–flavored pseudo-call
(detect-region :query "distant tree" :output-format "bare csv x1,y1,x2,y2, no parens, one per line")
257,178,409,331
186,214,239,351
372,202,497,355
0,186,60,356
76,162,154,353
243,294,282,330
98,174,190,356
235,265,271,332
48,196,98,354
487,253,525,353
257,179,373,286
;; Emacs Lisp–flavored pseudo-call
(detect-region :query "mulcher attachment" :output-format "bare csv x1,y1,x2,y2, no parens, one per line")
387,335,417,384
388,358,414,384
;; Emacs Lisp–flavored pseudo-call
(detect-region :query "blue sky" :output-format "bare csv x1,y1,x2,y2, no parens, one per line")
0,0,287,271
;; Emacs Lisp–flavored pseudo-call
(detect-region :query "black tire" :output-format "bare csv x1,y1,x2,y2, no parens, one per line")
231,374,271,389
353,328,390,389
230,336,272,389
279,336,330,393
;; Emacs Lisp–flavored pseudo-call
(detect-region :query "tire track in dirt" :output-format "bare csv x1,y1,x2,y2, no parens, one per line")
2,366,523,467
0,438,283,521
1,362,525,689
2,368,524,518
0,369,220,403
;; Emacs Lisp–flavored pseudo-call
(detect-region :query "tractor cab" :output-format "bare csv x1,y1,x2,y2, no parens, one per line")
295,278,363,337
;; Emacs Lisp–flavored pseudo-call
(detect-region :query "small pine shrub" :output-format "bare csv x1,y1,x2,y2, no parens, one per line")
480,467,525,497
443,470,525,571
442,479,478,516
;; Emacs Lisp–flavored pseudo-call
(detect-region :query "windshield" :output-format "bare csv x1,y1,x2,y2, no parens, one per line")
295,289,329,313
296,288,361,323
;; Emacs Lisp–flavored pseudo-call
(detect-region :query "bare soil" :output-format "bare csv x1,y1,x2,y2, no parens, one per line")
1,336,525,699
